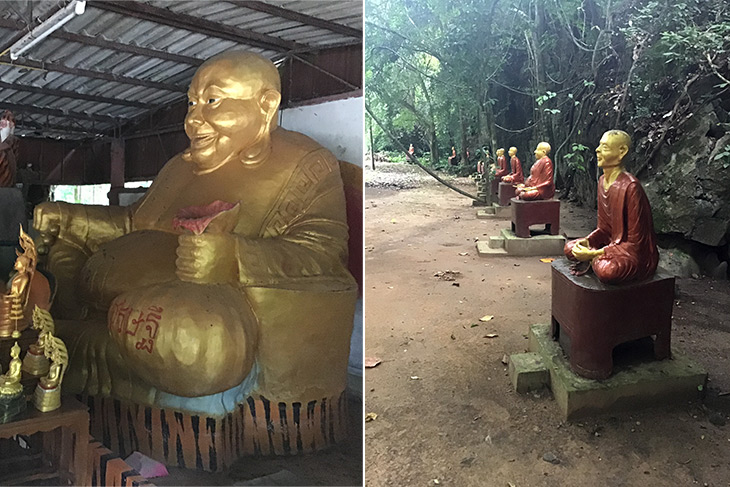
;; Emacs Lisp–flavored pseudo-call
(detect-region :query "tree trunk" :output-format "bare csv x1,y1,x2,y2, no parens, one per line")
459,106,469,170
369,118,375,170
428,129,439,168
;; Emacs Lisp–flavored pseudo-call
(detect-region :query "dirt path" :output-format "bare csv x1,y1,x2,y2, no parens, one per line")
364,163,730,487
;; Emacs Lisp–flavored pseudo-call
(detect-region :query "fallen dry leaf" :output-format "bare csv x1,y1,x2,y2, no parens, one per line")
410,376,421,380
364,357,381,368
434,270,461,281
540,258,555,263
479,315,494,322
458,252,469,256
365,412,378,422
484,333,499,338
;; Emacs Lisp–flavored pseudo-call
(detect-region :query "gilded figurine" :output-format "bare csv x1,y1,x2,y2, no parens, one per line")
22,306,55,376
34,333,68,412
0,341,26,422
0,226,52,338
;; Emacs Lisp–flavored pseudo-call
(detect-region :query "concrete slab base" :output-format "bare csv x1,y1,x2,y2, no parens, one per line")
476,229,566,257
476,204,511,219
526,323,708,420
508,352,550,393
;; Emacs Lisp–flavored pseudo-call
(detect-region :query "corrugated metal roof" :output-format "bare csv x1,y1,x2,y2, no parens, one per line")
0,0,362,140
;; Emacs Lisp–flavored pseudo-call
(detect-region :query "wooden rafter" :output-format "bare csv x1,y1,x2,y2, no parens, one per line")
15,119,106,137
0,80,149,109
1,101,122,124
0,17,204,66
234,1,362,39
1,57,187,93
89,0,304,53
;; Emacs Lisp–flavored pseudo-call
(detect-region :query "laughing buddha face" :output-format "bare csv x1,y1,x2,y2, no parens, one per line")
183,51,282,174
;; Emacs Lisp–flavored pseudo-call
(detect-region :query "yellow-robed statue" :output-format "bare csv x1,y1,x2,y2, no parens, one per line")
33,51,357,413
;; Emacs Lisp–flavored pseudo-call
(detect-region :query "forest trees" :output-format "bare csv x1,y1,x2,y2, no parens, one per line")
366,0,730,206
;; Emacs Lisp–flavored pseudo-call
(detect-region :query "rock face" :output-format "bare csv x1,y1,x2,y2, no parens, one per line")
642,102,730,247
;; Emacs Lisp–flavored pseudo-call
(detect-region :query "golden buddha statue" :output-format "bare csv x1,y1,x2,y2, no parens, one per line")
0,226,50,338
0,342,22,396
34,334,67,412
33,51,357,414
22,306,54,376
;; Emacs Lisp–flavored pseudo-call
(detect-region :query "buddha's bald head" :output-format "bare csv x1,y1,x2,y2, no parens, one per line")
534,141,551,160
597,130,631,168
193,51,281,100
184,51,282,173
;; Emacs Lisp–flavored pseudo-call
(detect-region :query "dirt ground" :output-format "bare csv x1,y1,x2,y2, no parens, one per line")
364,162,730,487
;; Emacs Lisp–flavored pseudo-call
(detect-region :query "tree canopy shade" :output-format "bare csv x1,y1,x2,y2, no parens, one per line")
365,0,730,204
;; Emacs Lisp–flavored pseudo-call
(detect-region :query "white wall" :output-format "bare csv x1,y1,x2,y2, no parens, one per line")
279,95,363,167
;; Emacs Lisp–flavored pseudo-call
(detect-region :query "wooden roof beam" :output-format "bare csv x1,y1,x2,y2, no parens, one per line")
89,0,304,53
0,17,204,66
0,101,122,124
1,56,187,93
234,1,362,39
0,80,149,109
15,119,107,137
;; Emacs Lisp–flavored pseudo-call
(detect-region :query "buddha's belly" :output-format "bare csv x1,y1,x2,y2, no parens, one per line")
79,230,179,310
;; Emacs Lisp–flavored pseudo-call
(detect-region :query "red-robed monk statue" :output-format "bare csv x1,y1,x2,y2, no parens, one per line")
0,110,19,187
515,141,554,200
564,130,659,284
494,148,509,179
501,146,523,184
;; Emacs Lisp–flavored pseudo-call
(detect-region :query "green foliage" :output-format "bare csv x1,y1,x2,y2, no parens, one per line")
714,145,730,169
563,144,591,173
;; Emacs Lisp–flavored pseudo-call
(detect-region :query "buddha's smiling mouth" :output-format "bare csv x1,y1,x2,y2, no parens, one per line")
191,132,216,149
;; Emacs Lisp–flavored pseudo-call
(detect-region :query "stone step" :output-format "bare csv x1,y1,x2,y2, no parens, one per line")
508,352,550,393
488,235,505,249
476,208,496,218
476,241,508,256
528,323,708,420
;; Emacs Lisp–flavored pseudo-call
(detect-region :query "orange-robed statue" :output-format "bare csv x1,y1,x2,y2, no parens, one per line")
564,130,658,284
33,51,357,411
515,141,555,200
494,148,508,179
501,146,523,184
0,111,19,187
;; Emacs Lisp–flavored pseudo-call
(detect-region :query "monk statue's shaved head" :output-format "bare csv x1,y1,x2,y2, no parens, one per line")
604,130,631,150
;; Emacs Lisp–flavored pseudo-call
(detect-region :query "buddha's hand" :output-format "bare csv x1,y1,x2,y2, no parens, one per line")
176,233,237,284
571,238,604,262
33,203,61,254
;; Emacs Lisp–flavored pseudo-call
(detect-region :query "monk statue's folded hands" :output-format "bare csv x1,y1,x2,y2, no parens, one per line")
571,239,605,262
175,233,237,284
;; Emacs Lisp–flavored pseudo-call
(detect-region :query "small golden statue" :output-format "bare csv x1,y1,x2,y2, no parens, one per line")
22,306,54,376
0,225,50,338
0,341,26,422
34,330,68,413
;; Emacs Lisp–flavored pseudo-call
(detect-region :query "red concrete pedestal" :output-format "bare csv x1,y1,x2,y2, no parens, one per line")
510,198,560,238
551,259,674,380
490,178,500,199
498,182,516,206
